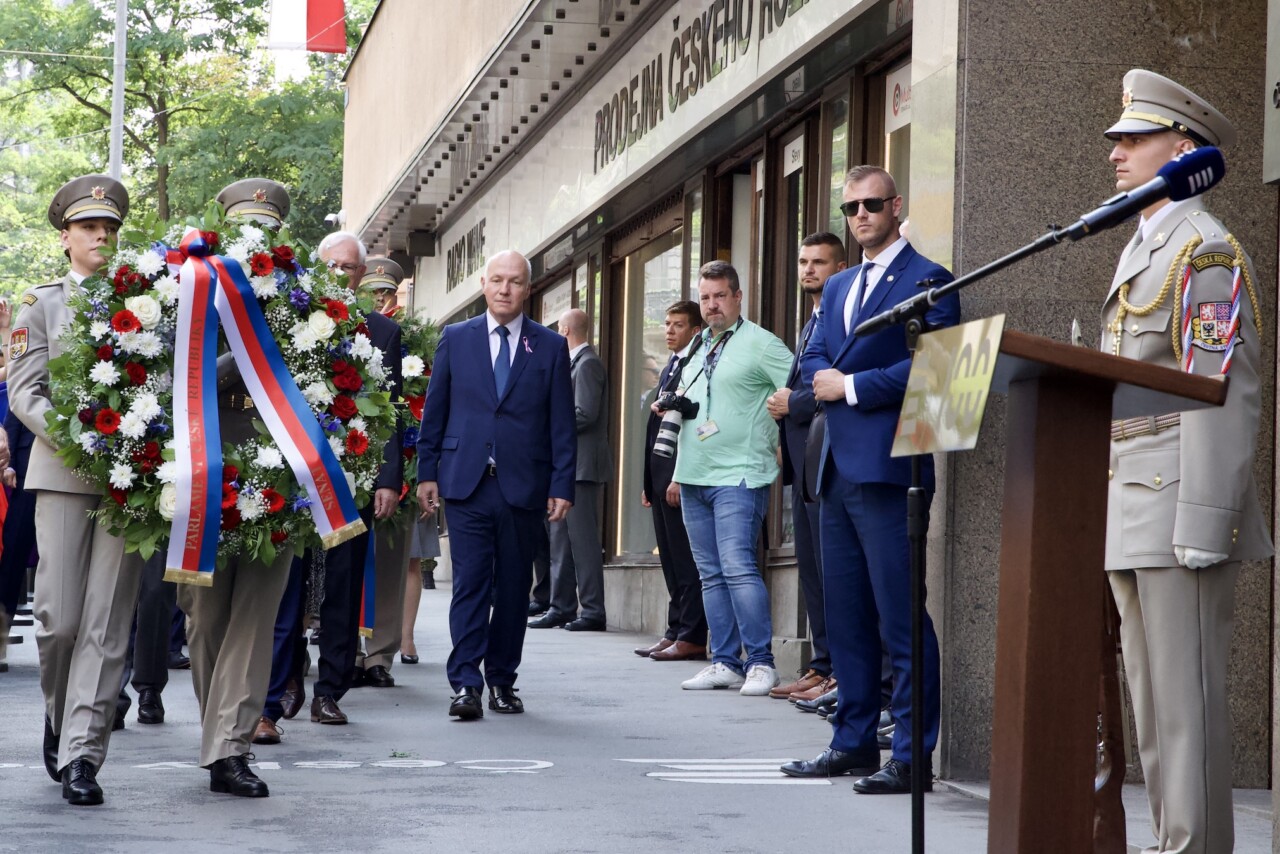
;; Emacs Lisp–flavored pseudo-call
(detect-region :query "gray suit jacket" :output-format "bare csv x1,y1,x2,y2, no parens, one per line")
10,274,99,495
570,344,611,483
1101,198,1272,568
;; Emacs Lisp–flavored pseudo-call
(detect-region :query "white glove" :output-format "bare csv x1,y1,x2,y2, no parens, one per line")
1174,545,1229,570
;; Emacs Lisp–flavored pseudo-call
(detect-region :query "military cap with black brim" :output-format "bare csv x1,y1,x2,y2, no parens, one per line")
215,178,291,225
47,174,128,230
362,256,405,292
1105,68,1236,148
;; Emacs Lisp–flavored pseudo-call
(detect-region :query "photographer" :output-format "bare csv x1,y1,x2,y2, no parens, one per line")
671,262,792,696
635,301,707,662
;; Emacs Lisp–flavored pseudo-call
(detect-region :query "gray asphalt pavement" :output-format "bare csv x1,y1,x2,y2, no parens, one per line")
0,584,1269,853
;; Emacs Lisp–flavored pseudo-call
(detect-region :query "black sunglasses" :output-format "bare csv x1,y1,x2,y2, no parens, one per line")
839,197,892,216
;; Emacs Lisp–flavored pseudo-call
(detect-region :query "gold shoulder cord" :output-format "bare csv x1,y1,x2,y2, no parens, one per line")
1110,237,1201,356
1226,233,1264,337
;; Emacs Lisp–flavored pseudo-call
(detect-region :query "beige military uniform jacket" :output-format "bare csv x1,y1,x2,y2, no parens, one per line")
9,275,99,495
1101,198,1273,569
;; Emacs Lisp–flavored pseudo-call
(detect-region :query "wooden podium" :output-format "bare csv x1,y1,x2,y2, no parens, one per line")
984,330,1227,853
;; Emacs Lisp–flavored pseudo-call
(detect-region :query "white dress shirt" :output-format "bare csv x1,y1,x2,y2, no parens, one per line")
840,237,909,405
568,342,588,363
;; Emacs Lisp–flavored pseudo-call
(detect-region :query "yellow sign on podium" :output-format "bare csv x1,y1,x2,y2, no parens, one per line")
891,314,1006,456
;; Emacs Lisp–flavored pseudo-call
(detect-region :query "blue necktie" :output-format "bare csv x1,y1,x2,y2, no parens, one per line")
494,325,511,397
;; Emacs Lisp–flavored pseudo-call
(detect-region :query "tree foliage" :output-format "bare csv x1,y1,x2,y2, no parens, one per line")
0,0,376,294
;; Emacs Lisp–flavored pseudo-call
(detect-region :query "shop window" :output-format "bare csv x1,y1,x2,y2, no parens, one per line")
824,92,851,238
539,276,573,325
612,226,684,557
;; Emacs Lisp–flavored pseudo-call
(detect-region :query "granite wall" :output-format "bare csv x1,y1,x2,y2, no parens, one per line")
911,0,1278,789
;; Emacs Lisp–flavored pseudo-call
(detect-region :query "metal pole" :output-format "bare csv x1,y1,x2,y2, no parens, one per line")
108,0,127,179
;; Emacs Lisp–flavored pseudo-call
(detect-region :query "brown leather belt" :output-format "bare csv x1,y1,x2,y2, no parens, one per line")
222,393,256,411
1111,413,1180,442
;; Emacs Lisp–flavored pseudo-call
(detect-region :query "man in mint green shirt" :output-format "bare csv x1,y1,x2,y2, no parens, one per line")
667,260,792,696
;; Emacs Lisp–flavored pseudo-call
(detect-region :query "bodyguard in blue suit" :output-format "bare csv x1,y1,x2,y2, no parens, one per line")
784,166,960,793
417,250,576,720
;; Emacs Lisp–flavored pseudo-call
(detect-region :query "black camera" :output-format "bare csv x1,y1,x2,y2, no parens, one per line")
654,392,700,420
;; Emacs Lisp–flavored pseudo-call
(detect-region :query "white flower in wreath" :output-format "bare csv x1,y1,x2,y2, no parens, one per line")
350,416,368,433
156,460,177,484
253,446,285,470
89,320,110,339
78,431,100,453
119,411,148,439
289,321,320,352
153,275,179,306
236,491,266,521
307,310,337,341
89,360,121,386
328,434,345,459
132,393,163,422
349,333,374,360
135,250,165,277
118,330,164,358
109,463,136,490
402,355,425,377
158,483,178,520
302,381,333,407
238,224,265,245
124,295,162,330
251,276,278,299
223,242,250,265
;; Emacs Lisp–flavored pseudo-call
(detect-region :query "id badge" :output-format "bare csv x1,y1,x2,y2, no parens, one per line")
695,420,720,441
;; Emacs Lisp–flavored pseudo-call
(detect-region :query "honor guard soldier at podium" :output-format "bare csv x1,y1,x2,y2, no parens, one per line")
1100,69,1272,854
9,176,144,806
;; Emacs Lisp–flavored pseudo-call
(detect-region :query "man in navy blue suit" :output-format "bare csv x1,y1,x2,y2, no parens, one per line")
416,249,576,720
783,165,960,793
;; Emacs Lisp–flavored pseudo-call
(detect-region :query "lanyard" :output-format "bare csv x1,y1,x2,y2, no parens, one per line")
696,317,743,420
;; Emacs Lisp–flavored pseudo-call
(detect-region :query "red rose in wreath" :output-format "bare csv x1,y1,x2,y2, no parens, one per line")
333,368,363,393
330,395,358,420
270,530,288,544
124,361,147,386
221,507,241,530
95,408,121,435
270,245,295,270
97,345,114,361
261,488,286,514
111,310,141,334
200,230,220,248
223,465,239,483
345,429,369,456
110,488,128,506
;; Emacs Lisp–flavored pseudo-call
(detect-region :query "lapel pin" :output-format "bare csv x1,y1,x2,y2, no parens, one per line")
523,336,532,354
887,275,895,282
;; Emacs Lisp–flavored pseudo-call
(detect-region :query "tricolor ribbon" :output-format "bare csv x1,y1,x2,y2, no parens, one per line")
1179,264,1195,374
1220,265,1242,375
164,229,365,585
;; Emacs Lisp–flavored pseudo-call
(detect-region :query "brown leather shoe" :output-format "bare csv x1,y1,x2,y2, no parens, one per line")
649,640,708,661
251,716,282,745
634,638,674,658
770,668,827,699
789,674,837,703
280,677,305,720
310,695,348,725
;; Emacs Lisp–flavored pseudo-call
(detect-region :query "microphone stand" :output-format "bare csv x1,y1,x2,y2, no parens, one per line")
853,220,1081,854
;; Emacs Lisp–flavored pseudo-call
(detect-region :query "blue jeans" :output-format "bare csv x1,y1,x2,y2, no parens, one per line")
679,483,773,672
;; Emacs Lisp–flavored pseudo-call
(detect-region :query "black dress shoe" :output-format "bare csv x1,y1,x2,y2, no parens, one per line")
400,653,420,665
61,758,102,806
43,716,60,782
488,685,523,714
137,688,165,724
350,666,368,688
167,651,191,670
527,611,571,629
781,747,881,778
280,677,305,720
796,687,839,713
365,665,395,688
853,758,931,794
816,702,836,719
449,686,483,720
311,695,348,724
111,710,126,731
209,754,269,797
527,601,548,617
563,617,606,632
422,571,436,590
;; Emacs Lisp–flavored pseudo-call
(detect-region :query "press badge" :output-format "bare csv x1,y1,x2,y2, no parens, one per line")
696,420,720,440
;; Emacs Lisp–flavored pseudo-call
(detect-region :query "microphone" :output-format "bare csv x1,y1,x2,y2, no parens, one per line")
1061,146,1225,240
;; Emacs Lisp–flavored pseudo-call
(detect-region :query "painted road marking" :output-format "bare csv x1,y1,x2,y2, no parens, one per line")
618,758,831,786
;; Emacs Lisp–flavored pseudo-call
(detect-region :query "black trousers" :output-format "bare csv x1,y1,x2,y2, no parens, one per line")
315,505,374,701
118,552,174,703
0,480,35,619
530,520,550,608
792,486,831,675
651,470,706,645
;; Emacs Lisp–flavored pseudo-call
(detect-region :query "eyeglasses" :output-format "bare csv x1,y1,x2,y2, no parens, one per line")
839,197,892,216
327,260,363,274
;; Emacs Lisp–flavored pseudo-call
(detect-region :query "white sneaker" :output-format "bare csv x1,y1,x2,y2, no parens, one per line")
740,665,779,696
681,662,746,690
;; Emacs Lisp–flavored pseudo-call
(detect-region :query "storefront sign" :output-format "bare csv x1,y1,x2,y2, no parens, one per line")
446,218,486,292
783,134,804,176
594,0,817,173
885,62,911,134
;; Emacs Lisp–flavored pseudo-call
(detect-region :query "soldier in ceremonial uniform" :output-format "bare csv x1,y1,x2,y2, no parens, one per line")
176,178,296,798
9,176,144,805
353,256,412,687
1100,70,1272,853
